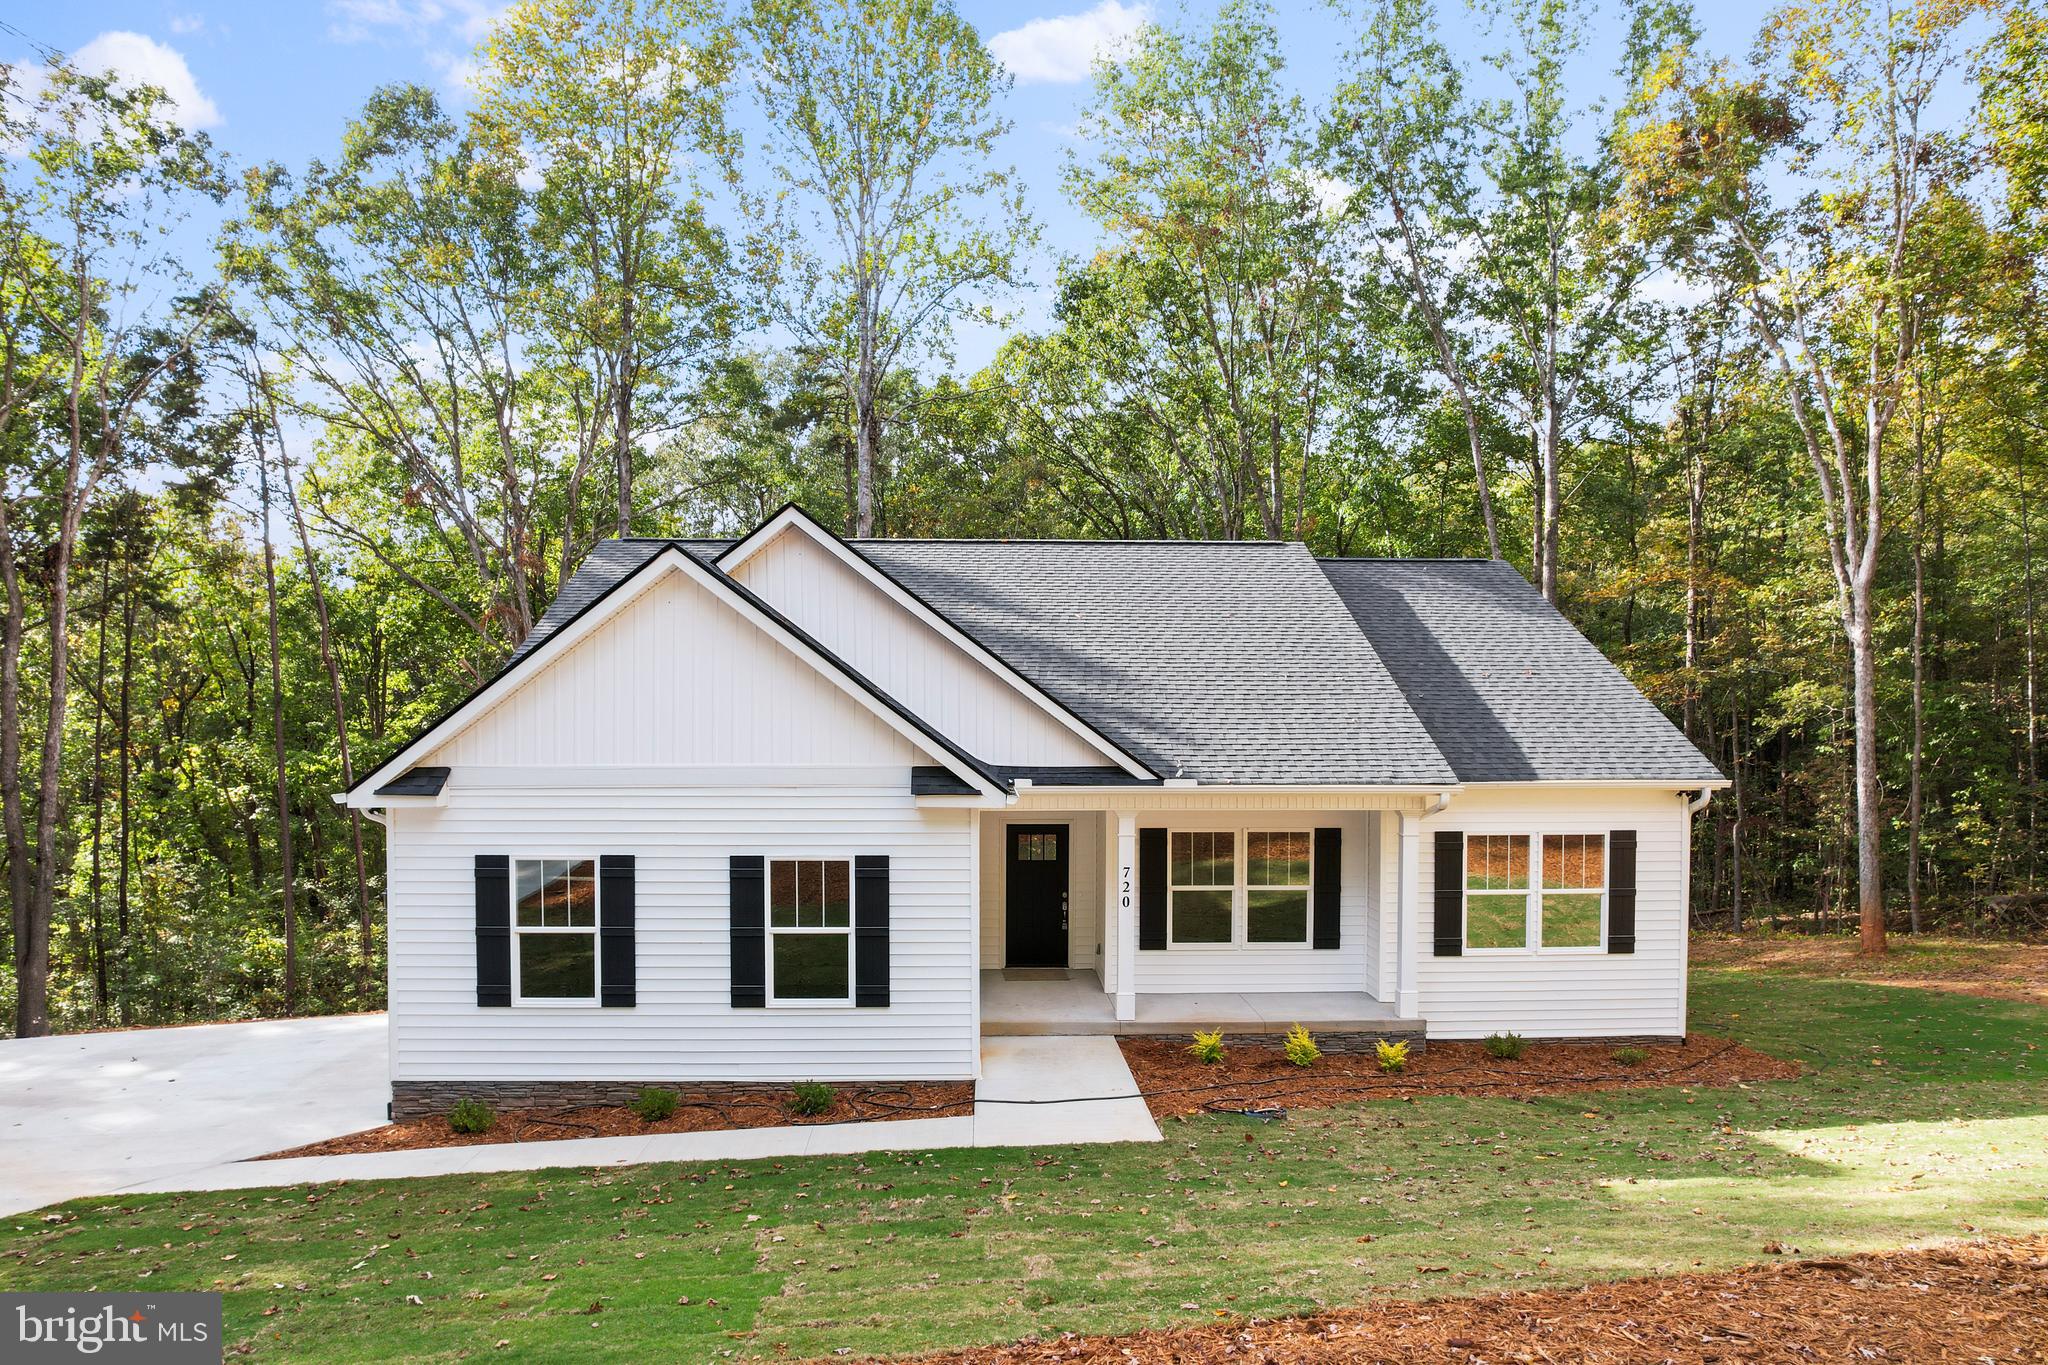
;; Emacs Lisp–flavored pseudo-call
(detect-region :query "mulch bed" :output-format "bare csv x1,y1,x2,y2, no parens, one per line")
1116,1034,1797,1120
258,1082,975,1159
886,1235,2048,1363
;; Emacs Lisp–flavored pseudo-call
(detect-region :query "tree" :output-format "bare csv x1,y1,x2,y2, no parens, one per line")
741,0,1031,536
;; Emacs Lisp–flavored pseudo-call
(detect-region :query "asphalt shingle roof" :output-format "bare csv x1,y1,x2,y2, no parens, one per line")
1318,557,1724,784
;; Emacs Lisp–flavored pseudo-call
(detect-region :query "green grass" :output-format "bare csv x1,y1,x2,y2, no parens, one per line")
4,970,2044,1362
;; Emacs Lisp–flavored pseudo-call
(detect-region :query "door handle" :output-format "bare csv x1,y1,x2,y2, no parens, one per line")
1062,890,1069,932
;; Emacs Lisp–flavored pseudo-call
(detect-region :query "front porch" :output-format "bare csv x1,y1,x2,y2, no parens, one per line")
980,969,1419,1038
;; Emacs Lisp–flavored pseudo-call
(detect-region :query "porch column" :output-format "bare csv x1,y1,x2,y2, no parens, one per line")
1396,809,1421,1018
1115,810,1137,1021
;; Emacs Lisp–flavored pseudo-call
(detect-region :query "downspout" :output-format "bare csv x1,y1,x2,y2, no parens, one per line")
1687,788,1713,814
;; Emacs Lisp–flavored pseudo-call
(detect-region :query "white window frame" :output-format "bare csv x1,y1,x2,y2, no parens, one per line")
766,856,855,1008
1460,831,1608,956
511,855,602,1007
1163,827,1315,950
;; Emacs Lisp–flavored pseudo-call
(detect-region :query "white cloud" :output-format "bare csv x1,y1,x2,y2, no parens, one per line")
168,13,205,36
327,0,501,45
989,1,1150,85
71,32,222,129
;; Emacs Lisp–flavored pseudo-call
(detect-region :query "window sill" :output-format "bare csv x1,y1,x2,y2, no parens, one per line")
508,999,604,1009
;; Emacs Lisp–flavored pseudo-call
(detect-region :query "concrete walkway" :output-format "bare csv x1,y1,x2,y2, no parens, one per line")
0,1014,388,1217
112,1036,1159,1198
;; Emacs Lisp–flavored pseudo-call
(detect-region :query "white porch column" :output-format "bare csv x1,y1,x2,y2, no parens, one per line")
1396,809,1422,1018
1115,811,1137,1021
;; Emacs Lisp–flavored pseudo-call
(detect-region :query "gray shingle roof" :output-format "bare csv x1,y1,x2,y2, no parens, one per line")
858,540,1455,785
1318,558,1724,784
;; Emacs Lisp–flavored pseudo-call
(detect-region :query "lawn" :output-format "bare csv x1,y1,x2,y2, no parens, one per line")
4,969,2044,1363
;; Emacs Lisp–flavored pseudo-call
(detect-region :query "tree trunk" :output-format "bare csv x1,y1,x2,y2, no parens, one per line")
89,554,111,1019
1907,401,1927,934
115,549,136,1027
255,431,299,1013
1850,603,1885,954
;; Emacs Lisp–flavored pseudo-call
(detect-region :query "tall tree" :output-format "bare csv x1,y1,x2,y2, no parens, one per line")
742,0,1032,536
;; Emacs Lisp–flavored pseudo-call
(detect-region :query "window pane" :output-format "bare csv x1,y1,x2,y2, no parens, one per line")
1200,832,1234,886
1172,888,1231,943
774,933,848,1000
1247,889,1308,943
770,860,797,928
1171,832,1192,885
515,860,546,926
823,860,851,929
519,932,595,999
1466,835,1529,891
1247,832,1269,886
566,859,597,926
1542,892,1602,947
1466,892,1528,949
1249,832,1310,887
798,860,824,927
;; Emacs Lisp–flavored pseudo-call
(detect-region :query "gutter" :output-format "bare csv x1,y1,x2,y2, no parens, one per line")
1686,788,1714,814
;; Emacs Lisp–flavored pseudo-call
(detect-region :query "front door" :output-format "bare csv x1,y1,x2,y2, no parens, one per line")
1004,824,1069,968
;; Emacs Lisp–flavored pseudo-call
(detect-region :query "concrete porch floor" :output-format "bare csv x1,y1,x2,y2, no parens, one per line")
980,969,1419,1036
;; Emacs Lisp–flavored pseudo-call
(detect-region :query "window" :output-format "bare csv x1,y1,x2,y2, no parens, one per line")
1464,835,1529,950
769,858,852,1003
1015,831,1058,861
1169,831,1234,944
514,858,599,1001
1461,833,1607,952
1541,834,1605,948
1246,831,1312,944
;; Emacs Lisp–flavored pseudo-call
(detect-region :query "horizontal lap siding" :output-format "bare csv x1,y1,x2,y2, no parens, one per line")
386,788,976,1082
1418,788,1686,1038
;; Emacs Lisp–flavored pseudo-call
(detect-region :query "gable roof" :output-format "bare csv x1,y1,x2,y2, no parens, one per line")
858,540,1456,785
1318,557,1725,785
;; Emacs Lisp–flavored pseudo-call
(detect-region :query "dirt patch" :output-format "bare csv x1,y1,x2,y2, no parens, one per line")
1115,1034,1796,1120
884,1236,2048,1364
260,1082,974,1159
1694,932,2048,1006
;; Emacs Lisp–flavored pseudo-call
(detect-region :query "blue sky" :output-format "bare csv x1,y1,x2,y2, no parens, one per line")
4,0,1784,372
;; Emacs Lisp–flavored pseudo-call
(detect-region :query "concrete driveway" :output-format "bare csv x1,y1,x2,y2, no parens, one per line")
0,1014,386,1216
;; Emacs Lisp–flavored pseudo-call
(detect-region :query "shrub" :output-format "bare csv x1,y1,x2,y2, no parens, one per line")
1482,1032,1528,1060
632,1087,678,1122
1283,1024,1321,1068
788,1081,837,1116
1612,1046,1650,1067
447,1098,495,1135
1375,1039,1410,1074
1187,1030,1226,1065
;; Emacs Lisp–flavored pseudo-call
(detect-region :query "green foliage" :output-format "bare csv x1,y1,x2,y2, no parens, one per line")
447,1099,496,1135
1375,1038,1410,1073
631,1088,679,1122
1187,1030,1227,1065
1612,1046,1650,1066
1283,1024,1321,1067
788,1081,836,1116
1483,1032,1528,1060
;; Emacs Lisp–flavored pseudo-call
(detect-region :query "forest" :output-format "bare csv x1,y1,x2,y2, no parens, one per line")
1,0,2043,1036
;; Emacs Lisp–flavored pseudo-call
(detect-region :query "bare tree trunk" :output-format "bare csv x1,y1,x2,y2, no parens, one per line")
1907,393,1927,934
254,428,299,1013
2020,434,2041,888
115,547,136,1027
1850,605,1885,954
88,554,111,1019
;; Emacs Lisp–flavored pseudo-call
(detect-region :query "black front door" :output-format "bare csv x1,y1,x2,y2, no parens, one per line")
1004,824,1069,968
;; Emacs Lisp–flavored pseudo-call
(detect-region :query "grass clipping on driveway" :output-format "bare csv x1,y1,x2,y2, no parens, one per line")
1117,1034,1797,1120
892,1234,2048,1364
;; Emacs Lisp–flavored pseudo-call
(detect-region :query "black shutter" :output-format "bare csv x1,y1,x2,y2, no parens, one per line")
599,854,636,1007
1608,830,1638,954
854,855,890,1007
1138,827,1167,950
1432,831,1464,957
1312,827,1341,949
475,854,511,1006
730,855,766,1007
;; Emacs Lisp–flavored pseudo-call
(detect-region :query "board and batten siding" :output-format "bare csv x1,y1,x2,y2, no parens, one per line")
1416,786,1689,1039
727,526,1111,768
385,786,977,1082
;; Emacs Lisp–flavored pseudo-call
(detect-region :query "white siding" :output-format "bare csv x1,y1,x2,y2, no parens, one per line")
729,527,1112,768
1417,787,1688,1038
385,786,976,1082
434,567,924,769
976,813,1104,971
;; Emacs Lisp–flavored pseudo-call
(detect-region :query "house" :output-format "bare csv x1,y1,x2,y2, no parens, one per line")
343,505,1725,1118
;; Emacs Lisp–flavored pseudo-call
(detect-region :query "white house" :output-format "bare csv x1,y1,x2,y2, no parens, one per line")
344,505,1725,1117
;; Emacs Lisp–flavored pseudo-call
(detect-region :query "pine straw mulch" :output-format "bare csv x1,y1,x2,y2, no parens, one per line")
883,1235,2048,1364
1693,932,2048,1007
1115,1035,1798,1120
257,1082,974,1159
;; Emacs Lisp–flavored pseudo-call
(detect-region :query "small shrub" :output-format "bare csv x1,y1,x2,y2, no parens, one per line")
447,1098,495,1135
1187,1030,1226,1065
1612,1046,1650,1067
1375,1039,1410,1074
1482,1032,1528,1060
788,1081,837,1116
632,1087,678,1122
1283,1023,1321,1068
